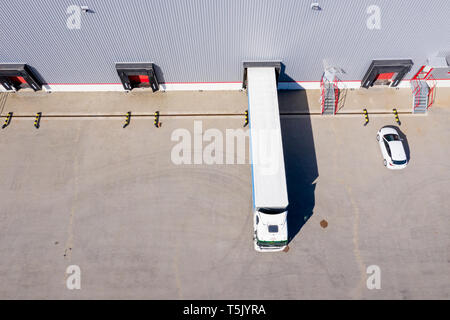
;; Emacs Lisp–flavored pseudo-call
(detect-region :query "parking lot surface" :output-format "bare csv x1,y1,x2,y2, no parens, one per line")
0,90,449,299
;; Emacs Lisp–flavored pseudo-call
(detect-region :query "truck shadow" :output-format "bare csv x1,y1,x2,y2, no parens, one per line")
279,90,319,243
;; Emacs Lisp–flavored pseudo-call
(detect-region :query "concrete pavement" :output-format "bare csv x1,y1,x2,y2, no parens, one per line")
2,87,449,116
0,89,449,299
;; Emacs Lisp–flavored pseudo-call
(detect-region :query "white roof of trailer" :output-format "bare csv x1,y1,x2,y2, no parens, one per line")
247,67,289,209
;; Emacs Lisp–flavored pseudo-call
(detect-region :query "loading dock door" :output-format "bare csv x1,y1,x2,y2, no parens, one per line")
0,64,42,91
127,74,150,88
116,63,159,92
361,60,413,88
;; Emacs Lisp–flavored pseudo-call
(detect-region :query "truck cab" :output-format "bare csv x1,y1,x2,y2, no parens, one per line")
254,208,288,252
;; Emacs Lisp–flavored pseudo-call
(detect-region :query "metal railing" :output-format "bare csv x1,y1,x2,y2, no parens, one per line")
411,78,422,111
320,73,339,115
333,76,340,115
426,74,437,109
320,74,325,114
411,66,435,111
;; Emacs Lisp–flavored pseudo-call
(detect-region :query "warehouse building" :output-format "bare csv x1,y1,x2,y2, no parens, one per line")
1,0,450,300
0,0,449,110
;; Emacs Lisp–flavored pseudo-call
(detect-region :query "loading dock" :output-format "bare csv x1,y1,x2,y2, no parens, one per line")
0,64,42,91
361,60,413,88
115,63,159,92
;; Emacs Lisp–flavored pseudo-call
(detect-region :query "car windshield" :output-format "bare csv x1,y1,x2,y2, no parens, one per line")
392,159,407,165
384,134,400,142
258,208,285,214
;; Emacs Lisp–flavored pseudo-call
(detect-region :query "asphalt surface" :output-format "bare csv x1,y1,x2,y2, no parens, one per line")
0,90,449,299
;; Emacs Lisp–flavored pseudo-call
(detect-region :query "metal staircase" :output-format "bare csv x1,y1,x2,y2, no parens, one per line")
320,72,338,115
411,66,436,114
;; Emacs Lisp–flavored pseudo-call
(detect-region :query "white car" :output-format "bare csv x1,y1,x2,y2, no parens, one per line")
376,127,408,170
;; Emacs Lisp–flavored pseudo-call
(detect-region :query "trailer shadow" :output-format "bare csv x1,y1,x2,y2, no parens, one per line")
279,90,318,243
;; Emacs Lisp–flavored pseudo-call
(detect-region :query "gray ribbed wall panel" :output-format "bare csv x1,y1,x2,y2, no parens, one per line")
0,0,449,84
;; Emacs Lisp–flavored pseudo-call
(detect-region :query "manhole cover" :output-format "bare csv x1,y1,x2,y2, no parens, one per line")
320,220,328,228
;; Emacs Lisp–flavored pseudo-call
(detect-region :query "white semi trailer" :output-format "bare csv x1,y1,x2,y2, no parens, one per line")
246,65,289,252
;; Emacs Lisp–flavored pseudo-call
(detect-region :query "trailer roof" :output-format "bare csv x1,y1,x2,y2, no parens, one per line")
247,67,289,209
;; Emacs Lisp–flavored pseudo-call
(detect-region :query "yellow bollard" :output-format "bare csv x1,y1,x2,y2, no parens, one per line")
363,108,369,126
393,108,401,125
2,112,13,129
123,111,131,128
244,110,249,127
34,112,42,129
154,111,160,128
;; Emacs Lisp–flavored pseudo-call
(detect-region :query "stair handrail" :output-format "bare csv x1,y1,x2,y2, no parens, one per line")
411,78,421,111
426,74,437,109
412,65,426,80
333,76,340,115
320,73,325,114
411,66,436,111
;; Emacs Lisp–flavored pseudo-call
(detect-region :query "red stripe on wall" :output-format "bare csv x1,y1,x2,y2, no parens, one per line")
44,79,450,85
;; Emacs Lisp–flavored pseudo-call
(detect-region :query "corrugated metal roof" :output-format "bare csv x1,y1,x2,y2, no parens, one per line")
0,0,449,84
